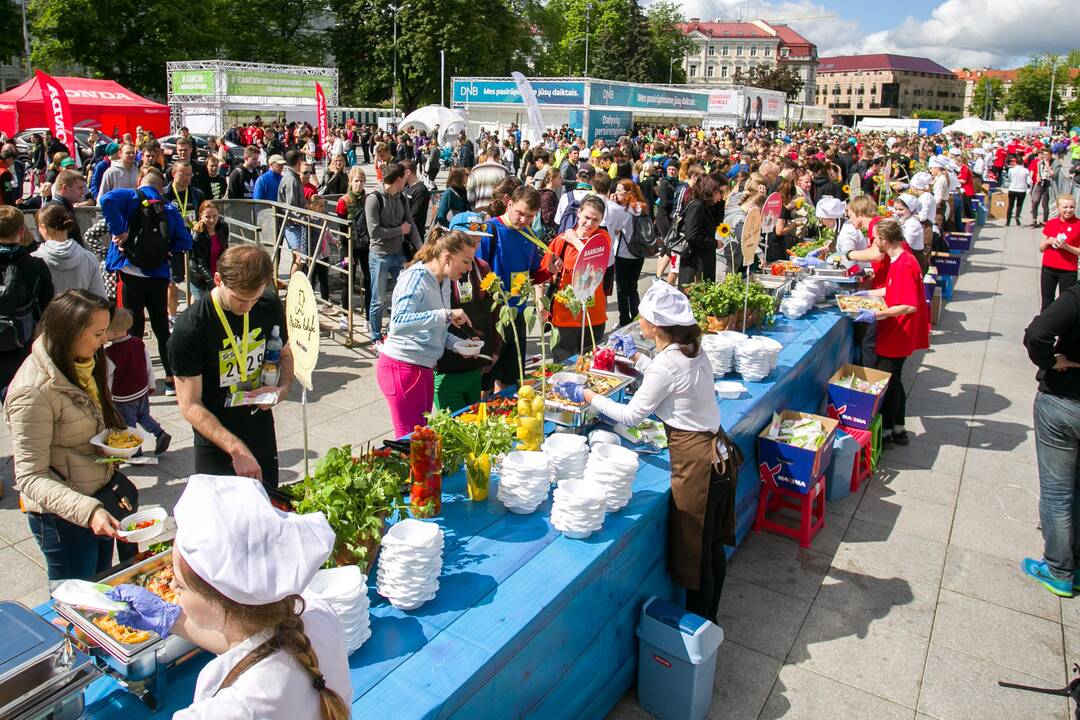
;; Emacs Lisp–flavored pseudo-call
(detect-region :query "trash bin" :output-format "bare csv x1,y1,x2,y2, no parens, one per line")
636,596,724,720
825,430,858,502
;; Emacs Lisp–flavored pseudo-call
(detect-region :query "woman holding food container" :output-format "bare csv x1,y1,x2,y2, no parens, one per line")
553,281,740,620
849,218,930,447
5,289,137,582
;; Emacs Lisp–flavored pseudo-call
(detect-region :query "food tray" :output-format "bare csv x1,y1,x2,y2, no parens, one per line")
531,369,634,429
835,294,887,315
53,550,197,679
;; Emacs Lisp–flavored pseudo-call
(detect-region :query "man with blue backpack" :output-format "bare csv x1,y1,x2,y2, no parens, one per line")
102,168,193,396
554,165,595,234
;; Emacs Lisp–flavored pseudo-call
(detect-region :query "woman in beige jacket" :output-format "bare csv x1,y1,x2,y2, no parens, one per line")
5,290,128,582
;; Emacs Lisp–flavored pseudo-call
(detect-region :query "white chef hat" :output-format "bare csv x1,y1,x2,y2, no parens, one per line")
638,280,696,327
815,196,847,220
928,155,948,169
910,172,932,190
895,193,918,213
948,147,961,155
972,147,986,156
175,475,335,606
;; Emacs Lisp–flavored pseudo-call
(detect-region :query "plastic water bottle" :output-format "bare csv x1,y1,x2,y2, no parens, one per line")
262,325,282,387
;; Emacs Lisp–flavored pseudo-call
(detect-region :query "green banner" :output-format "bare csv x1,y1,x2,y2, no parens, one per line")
225,71,335,100
172,70,215,95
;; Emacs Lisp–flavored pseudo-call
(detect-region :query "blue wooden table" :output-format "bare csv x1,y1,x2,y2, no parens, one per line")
54,308,851,720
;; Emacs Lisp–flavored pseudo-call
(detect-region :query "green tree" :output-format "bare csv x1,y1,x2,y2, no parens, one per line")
732,64,805,101
643,0,691,84
911,108,962,125
1004,53,1068,122
0,0,25,64
212,0,327,67
331,0,531,112
968,77,1004,118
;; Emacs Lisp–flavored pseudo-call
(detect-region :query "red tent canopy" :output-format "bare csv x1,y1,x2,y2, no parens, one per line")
0,76,169,139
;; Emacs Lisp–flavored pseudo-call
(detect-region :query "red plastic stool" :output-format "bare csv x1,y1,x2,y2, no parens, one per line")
841,425,873,493
753,465,826,549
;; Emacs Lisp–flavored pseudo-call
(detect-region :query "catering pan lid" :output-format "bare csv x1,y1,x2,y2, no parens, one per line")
0,601,100,718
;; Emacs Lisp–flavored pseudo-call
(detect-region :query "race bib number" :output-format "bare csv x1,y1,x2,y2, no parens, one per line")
217,330,266,389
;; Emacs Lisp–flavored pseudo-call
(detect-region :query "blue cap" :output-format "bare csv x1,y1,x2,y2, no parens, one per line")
449,211,492,236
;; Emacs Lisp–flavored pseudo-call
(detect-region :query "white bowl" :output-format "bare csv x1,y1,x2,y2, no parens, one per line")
714,380,747,399
549,371,587,386
383,519,442,548
589,443,638,469
588,430,621,446
453,338,484,357
307,566,366,600
90,427,149,459
117,507,168,543
543,433,589,456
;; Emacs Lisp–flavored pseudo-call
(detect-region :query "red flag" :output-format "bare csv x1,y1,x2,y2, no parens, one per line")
315,82,328,161
35,70,79,168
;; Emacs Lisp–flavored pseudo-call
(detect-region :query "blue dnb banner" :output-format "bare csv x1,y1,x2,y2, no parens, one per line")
917,119,943,136
453,80,586,106
590,82,709,113
588,110,633,144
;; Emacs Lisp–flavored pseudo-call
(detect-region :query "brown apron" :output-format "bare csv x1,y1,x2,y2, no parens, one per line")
663,424,739,590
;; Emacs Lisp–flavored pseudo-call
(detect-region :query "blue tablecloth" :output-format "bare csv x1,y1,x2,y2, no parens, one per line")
57,308,851,720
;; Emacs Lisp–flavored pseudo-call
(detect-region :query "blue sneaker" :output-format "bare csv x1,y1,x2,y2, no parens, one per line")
1074,569,1080,592
1022,558,1074,597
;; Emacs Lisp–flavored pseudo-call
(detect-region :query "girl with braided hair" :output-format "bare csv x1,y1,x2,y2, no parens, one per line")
105,474,352,719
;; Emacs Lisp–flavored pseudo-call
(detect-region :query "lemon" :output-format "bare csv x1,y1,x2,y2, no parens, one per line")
531,397,546,417
517,399,532,417
518,385,535,400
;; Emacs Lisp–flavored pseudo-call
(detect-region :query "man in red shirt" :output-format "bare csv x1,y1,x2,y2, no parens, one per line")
1038,195,1080,311
992,143,1007,184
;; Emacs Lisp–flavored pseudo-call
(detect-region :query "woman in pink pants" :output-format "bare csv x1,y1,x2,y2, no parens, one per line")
376,227,480,437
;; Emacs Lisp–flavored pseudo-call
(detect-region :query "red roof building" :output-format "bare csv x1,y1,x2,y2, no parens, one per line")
814,53,965,123
679,20,819,106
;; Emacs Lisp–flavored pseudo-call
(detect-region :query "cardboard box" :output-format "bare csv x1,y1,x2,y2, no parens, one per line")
931,288,942,325
945,232,972,252
989,191,1008,220
826,365,892,431
962,219,976,235
931,251,961,276
758,411,839,494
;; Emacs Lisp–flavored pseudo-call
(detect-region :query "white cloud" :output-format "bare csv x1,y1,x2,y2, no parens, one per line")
672,0,1076,69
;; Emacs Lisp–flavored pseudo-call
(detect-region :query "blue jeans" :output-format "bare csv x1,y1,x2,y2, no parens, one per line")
1034,391,1080,581
28,512,115,582
116,394,163,436
368,252,405,342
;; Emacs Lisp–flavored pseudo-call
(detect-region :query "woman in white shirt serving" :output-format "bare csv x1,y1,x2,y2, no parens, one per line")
894,193,929,274
106,474,352,720
553,281,738,620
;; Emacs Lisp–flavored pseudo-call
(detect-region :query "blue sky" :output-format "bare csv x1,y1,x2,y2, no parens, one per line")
674,0,1076,68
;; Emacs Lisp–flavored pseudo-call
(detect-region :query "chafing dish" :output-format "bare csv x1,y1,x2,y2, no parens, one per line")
0,601,101,720
531,369,634,431
750,273,793,301
53,549,201,708
810,266,860,283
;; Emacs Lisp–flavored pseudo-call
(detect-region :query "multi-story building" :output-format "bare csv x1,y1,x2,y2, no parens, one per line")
814,53,965,124
679,19,818,106
955,67,1079,120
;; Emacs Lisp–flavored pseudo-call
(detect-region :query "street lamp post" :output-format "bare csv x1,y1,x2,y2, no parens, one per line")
392,5,400,121
670,56,677,84
1047,58,1057,128
584,3,591,78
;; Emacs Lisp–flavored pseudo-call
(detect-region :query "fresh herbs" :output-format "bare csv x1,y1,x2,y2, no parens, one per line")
685,275,777,328
425,405,516,467
289,445,407,570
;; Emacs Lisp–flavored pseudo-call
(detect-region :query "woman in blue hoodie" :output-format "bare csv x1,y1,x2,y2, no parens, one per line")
377,227,478,438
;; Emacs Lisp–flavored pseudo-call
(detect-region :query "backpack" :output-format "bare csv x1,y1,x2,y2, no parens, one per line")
123,189,170,269
0,260,38,352
660,209,688,256
626,213,658,258
558,193,582,234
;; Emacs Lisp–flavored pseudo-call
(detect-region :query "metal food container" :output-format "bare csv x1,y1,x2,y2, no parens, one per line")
533,369,634,430
53,549,200,694
811,267,860,283
750,274,793,301
0,601,101,720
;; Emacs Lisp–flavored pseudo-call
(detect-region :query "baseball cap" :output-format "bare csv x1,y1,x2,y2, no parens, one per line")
448,211,492,237
104,141,120,155
267,154,285,166
60,157,76,167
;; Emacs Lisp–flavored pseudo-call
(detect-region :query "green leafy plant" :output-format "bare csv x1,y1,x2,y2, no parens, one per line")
289,445,407,569
425,407,516,464
685,275,777,328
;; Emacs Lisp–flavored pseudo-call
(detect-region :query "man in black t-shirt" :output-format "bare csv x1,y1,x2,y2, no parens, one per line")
169,245,293,488
226,145,262,199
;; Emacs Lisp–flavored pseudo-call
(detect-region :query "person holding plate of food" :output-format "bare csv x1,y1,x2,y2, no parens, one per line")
106,474,352,719
552,280,740,621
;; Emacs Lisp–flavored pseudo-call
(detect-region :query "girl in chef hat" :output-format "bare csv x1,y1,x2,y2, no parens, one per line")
553,281,738,620
107,474,352,719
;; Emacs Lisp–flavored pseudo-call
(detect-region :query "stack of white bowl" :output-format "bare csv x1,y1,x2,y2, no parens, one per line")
543,433,589,483
755,336,783,370
701,335,734,376
583,443,638,512
376,519,443,611
551,479,607,539
496,451,551,514
734,337,774,382
304,565,371,654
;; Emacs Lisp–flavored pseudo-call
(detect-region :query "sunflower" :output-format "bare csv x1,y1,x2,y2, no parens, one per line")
716,223,733,238
794,197,804,210
877,205,887,216
480,272,500,293
509,271,529,297
841,184,850,194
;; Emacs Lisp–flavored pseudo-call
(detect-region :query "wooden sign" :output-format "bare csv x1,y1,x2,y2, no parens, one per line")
285,271,320,391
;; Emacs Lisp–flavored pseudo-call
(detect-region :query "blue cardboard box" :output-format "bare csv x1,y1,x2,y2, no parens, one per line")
931,252,961,276
826,364,891,431
945,232,972,252
757,411,838,495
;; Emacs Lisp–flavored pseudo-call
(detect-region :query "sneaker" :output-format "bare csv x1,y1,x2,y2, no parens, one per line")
338,317,349,332
164,381,176,397
154,431,172,455
1022,558,1074,597
881,432,894,448
892,430,910,446
1073,569,1080,591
